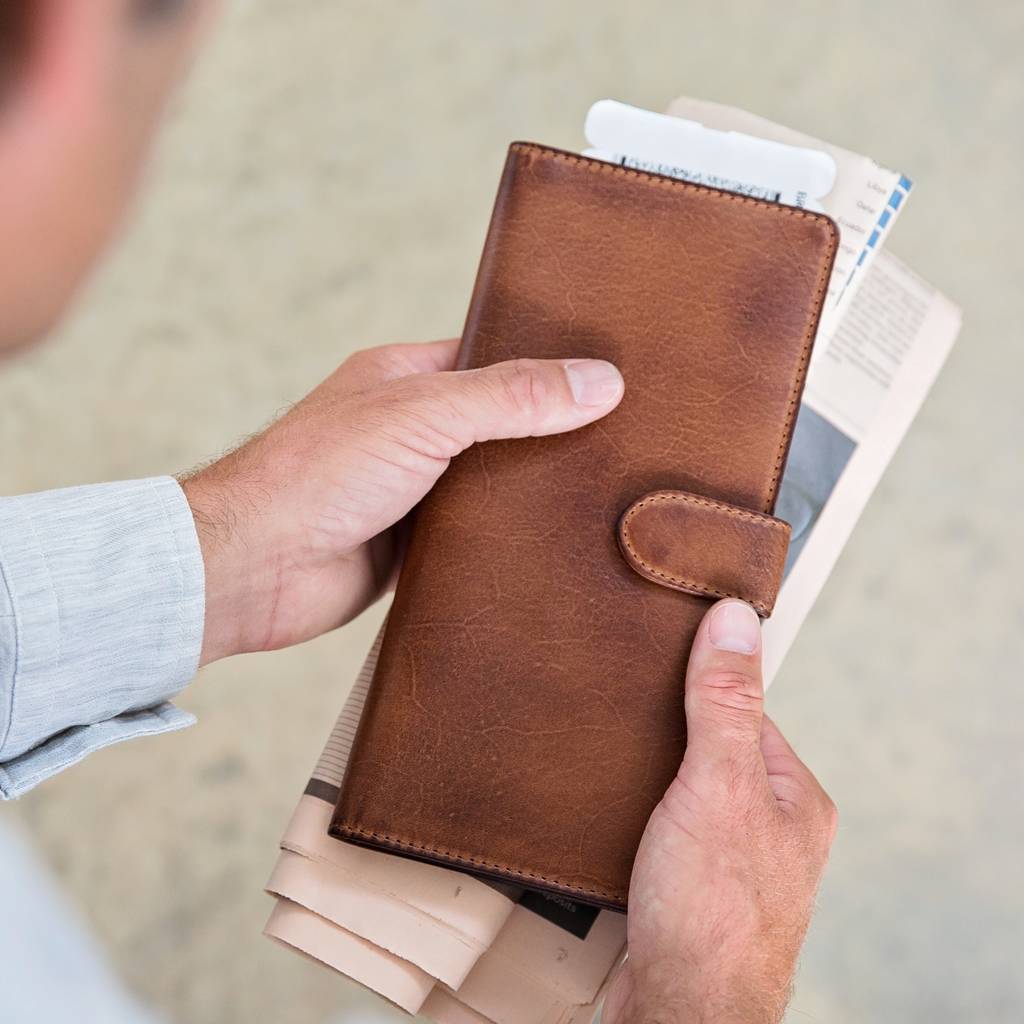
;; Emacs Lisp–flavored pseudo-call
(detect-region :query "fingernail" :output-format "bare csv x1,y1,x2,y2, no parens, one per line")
708,601,760,654
564,360,624,407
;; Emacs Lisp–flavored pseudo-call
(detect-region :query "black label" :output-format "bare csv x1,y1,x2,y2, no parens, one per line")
515,889,600,940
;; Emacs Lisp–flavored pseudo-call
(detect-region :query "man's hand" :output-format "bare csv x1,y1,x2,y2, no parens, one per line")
603,600,837,1024
181,339,624,665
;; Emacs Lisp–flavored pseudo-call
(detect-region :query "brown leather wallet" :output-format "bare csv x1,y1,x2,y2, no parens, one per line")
330,143,838,911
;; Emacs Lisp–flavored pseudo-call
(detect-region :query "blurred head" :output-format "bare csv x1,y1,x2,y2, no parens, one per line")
0,0,217,355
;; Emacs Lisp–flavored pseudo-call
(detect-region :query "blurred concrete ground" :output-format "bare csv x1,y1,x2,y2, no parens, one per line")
1,0,1021,1021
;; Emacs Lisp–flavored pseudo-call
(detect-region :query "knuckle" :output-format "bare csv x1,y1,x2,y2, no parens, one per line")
384,379,469,460
341,346,385,374
799,788,838,853
492,360,552,418
699,669,765,716
341,344,412,383
821,793,839,843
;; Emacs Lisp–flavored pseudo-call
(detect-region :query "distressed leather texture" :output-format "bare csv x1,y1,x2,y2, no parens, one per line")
617,490,791,616
331,143,838,910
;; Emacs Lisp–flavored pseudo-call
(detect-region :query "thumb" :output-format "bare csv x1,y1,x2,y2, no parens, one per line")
414,357,624,447
683,599,766,769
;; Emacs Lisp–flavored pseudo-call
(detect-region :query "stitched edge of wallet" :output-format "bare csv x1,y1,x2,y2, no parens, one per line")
509,141,838,513
618,491,789,616
332,823,627,905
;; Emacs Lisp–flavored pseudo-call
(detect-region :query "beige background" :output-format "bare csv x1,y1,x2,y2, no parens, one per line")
2,0,1022,1021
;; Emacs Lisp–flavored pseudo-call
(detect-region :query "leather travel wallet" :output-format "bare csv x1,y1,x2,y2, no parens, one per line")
330,143,838,911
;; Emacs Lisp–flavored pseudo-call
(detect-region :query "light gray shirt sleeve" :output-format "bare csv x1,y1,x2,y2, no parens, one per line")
0,477,205,799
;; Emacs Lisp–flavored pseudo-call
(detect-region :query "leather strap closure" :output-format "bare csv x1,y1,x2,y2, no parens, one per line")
617,490,791,617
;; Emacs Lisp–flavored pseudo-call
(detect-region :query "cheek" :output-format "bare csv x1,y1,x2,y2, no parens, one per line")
58,126,144,271
0,119,146,352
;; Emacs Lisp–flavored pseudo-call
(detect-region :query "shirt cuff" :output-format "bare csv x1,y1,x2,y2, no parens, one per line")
0,703,196,800
0,477,205,797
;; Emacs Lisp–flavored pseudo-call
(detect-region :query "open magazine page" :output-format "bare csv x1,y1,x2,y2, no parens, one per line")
764,250,961,683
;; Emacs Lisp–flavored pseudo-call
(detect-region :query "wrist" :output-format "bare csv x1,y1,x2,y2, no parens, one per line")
606,959,783,1024
605,962,693,1024
181,469,280,666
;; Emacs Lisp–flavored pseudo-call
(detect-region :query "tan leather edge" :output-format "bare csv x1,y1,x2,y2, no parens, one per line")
617,490,791,617
329,822,627,912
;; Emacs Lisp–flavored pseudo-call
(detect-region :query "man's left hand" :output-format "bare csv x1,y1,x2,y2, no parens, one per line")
182,338,624,664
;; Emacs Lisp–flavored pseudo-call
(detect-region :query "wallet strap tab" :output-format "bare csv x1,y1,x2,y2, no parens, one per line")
617,490,791,617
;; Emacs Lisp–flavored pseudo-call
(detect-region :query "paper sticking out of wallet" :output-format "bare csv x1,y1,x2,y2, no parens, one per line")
584,98,837,210
585,98,913,354
265,96,960,1022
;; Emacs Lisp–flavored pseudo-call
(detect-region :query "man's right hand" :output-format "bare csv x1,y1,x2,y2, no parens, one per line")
604,600,837,1024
